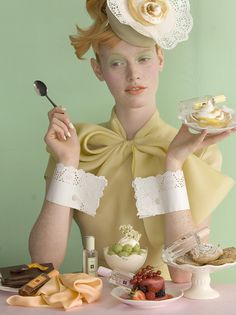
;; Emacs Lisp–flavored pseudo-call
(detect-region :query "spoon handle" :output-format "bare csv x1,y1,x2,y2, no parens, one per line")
46,95,57,108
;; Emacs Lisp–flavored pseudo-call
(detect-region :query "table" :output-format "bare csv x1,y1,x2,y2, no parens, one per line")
0,280,236,315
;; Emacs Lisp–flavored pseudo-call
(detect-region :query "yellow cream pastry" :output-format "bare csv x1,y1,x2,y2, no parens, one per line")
188,95,232,128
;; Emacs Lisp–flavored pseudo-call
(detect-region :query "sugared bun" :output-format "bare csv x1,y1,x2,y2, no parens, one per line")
189,98,232,128
189,243,223,265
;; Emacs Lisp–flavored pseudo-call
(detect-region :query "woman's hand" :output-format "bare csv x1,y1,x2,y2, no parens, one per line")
44,107,80,168
166,124,236,171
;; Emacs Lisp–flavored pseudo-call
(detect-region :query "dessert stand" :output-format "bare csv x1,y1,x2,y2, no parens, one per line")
162,253,236,299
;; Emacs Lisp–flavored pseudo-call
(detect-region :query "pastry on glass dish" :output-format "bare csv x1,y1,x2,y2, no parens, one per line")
179,94,236,131
188,95,232,128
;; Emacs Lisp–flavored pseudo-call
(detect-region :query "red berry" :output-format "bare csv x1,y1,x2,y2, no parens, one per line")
137,276,142,283
130,278,137,285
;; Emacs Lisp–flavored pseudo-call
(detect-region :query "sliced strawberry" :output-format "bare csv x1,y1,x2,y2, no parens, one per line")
131,290,146,300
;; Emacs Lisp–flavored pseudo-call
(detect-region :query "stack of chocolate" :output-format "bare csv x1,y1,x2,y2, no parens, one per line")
0,263,55,295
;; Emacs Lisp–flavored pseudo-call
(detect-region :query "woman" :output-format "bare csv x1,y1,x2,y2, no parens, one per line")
29,0,235,282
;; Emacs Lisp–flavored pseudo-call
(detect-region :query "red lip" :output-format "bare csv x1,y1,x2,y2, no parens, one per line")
125,86,147,95
125,86,146,91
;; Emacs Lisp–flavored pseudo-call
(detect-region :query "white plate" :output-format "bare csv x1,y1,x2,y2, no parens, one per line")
0,283,18,293
0,276,18,293
111,286,183,309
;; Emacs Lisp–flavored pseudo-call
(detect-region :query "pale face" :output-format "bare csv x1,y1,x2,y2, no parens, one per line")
91,40,164,111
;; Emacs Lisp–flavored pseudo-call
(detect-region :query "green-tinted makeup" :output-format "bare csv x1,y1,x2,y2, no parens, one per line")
136,50,154,62
107,54,126,67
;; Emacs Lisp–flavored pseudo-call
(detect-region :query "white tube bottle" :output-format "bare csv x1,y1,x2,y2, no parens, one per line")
82,236,98,276
97,266,134,288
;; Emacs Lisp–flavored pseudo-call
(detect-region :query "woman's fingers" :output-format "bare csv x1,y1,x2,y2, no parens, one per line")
47,107,75,140
48,107,74,127
51,117,72,139
202,128,236,146
48,107,66,120
45,124,67,142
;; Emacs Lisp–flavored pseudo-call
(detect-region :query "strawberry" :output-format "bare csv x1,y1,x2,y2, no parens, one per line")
131,290,146,300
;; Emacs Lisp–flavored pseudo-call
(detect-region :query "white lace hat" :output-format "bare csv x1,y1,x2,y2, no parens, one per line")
106,0,193,49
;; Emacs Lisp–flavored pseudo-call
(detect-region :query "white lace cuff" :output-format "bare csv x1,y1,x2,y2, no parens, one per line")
46,164,107,216
132,170,190,218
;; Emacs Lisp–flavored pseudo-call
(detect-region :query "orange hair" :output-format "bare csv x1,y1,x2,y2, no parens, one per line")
69,0,121,59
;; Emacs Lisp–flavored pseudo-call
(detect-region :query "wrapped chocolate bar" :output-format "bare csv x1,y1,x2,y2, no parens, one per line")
0,263,54,288
19,269,59,296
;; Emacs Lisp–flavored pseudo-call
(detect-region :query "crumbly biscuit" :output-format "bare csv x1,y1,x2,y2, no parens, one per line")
208,247,236,266
221,247,236,258
175,253,200,266
175,246,236,266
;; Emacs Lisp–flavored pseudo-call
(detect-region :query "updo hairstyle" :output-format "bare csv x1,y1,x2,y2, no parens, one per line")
70,0,121,59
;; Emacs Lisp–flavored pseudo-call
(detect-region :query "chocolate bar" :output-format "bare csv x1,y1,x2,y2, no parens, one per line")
0,263,54,288
19,269,59,296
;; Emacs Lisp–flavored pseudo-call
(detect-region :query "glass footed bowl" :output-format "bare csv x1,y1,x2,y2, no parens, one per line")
162,251,236,300
103,247,148,273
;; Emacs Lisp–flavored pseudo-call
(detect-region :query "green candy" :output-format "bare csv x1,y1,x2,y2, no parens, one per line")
111,243,123,254
132,244,140,252
122,244,133,253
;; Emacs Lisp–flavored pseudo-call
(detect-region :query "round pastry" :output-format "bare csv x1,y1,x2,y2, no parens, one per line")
175,253,201,266
188,101,232,128
189,243,223,265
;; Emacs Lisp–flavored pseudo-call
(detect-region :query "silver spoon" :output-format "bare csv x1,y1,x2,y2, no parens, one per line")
33,80,57,108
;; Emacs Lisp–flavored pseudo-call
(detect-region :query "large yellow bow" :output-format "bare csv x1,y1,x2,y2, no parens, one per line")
76,109,234,224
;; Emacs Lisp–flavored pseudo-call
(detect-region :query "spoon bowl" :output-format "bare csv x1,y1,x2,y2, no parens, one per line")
33,80,57,107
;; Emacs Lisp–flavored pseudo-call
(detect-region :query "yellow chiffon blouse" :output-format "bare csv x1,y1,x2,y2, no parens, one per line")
45,109,234,279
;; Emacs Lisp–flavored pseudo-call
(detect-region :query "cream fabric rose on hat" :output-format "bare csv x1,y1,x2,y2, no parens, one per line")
106,0,193,49
128,0,169,26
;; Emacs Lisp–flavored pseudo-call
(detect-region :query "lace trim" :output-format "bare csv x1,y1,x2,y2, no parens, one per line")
158,170,186,190
132,170,190,218
46,164,107,216
107,0,193,49
53,164,85,186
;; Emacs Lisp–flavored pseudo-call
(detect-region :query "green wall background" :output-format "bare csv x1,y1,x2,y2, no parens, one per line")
0,1,235,283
